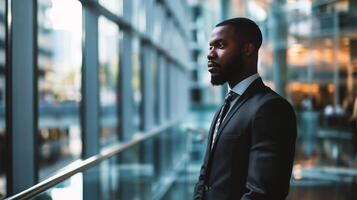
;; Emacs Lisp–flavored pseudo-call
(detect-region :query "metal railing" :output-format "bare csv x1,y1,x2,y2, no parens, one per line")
6,120,180,200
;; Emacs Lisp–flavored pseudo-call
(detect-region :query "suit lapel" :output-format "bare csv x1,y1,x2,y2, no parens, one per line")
209,78,265,154
203,109,221,165
209,93,251,154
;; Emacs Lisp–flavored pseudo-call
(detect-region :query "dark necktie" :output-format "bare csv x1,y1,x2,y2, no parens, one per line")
211,91,238,149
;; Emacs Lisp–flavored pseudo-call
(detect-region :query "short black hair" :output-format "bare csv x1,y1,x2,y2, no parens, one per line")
215,17,263,50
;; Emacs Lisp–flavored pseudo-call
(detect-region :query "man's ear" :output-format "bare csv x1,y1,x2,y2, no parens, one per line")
243,43,256,56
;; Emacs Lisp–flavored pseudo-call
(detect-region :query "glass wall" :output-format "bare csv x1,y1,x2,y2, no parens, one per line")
132,37,142,132
151,51,159,125
0,0,5,197
98,16,121,148
99,0,123,16
32,173,83,200
4,0,191,198
99,124,189,199
30,124,190,200
132,0,146,33
165,62,172,120
152,3,164,44
37,0,82,180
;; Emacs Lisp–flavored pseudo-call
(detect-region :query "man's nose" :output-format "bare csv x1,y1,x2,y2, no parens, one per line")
207,49,216,60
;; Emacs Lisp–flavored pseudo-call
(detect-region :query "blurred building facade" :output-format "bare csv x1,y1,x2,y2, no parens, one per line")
1,0,191,199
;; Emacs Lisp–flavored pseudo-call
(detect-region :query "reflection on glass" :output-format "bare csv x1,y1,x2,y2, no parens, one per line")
132,0,146,32
152,3,163,43
31,125,189,200
100,125,189,199
0,0,5,197
132,37,142,132
98,16,120,147
37,0,82,180
151,52,159,125
33,173,83,200
99,0,123,16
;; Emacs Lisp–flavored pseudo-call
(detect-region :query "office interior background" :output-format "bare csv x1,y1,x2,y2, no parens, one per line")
0,0,357,199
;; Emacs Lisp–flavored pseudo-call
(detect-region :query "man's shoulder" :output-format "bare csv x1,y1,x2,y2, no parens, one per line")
251,86,294,111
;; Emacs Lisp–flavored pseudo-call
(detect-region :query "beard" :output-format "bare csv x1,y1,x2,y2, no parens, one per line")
210,53,243,86
210,73,227,85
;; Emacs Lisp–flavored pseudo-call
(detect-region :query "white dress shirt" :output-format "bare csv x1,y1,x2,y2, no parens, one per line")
223,73,260,121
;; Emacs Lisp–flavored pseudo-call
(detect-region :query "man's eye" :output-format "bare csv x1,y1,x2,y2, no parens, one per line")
209,46,213,50
218,43,225,49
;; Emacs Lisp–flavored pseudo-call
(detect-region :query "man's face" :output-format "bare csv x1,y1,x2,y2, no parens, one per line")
207,25,242,85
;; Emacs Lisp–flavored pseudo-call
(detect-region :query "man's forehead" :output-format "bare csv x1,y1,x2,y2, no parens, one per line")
210,25,237,41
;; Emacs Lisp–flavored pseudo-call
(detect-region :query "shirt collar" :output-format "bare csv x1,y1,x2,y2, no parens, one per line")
229,73,260,96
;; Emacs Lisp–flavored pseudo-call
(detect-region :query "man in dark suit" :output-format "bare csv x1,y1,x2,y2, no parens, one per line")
193,18,297,200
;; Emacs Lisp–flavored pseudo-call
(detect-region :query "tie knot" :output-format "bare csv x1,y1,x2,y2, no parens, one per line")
225,91,238,103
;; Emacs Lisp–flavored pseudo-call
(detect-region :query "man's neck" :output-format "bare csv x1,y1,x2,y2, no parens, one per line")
227,71,256,88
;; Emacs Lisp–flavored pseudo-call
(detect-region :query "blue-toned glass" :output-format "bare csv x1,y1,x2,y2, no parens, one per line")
132,0,146,32
33,173,83,200
98,16,120,147
99,0,123,16
151,51,159,125
152,3,164,44
132,37,142,133
31,123,190,200
37,0,83,180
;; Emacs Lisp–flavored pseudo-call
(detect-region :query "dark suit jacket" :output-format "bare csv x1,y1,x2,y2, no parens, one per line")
194,78,297,200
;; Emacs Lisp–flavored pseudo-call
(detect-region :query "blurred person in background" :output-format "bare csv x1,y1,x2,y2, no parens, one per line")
193,18,297,200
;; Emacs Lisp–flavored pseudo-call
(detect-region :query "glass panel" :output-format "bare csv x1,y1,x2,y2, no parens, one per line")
151,51,159,125
31,123,189,200
132,37,142,133
98,16,120,148
152,3,163,44
37,0,82,180
0,0,5,197
99,0,123,16
33,173,83,200
99,124,189,199
165,64,171,120
132,0,146,32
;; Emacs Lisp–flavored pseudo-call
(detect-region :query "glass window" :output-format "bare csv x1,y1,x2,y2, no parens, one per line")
132,37,142,132
32,173,83,199
99,0,123,16
132,0,146,32
151,51,159,125
37,0,82,180
98,16,120,147
0,0,5,197
152,3,163,43
165,64,171,120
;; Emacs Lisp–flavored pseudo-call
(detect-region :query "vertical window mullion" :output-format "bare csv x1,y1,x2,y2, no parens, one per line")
9,0,36,194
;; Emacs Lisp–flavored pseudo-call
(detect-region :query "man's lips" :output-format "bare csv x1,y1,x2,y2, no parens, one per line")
208,61,220,73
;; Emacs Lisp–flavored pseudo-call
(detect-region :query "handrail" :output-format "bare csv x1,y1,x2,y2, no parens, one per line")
6,120,180,200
